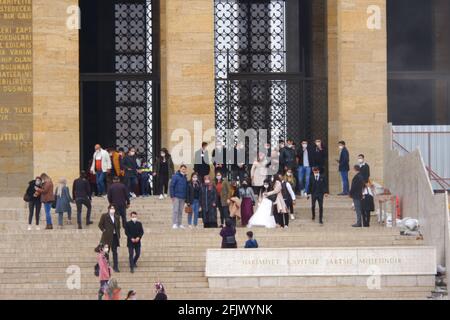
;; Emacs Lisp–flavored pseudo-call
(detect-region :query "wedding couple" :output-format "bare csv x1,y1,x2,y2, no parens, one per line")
248,174,290,229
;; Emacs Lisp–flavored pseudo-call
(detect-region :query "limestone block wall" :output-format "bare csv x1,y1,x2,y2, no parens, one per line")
32,0,79,183
160,0,215,166
328,0,387,193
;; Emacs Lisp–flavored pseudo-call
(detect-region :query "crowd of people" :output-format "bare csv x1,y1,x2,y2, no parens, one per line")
22,138,375,299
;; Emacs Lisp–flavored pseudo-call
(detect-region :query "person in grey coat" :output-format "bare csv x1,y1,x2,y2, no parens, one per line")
54,178,73,228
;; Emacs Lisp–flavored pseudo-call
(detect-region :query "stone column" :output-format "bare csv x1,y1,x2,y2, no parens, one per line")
328,0,387,193
33,0,79,183
160,0,215,166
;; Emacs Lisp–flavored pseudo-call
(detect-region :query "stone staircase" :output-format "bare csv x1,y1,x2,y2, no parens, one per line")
0,196,433,300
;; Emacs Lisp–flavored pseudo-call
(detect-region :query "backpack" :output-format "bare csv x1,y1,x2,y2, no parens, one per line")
94,263,100,277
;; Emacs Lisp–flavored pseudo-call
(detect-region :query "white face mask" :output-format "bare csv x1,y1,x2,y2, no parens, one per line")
131,218,137,223
358,159,364,164
216,176,222,180
339,146,344,150
192,177,198,182
316,142,321,147
130,152,136,156
264,184,269,189
109,210,115,215
302,144,308,148
314,174,320,178
161,153,166,157
287,172,292,176
104,247,109,253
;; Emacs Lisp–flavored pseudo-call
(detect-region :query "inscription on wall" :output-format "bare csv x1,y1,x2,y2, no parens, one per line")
0,0,33,195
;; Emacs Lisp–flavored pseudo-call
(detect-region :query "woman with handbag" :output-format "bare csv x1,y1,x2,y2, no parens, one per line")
265,174,288,228
95,243,112,300
186,172,202,228
220,219,237,249
362,184,375,227
24,177,43,231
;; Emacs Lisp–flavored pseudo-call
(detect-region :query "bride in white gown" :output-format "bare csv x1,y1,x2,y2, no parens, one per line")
248,181,276,229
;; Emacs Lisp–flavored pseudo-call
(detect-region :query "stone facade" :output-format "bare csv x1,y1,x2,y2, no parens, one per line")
32,0,79,185
0,0,389,195
328,0,387,193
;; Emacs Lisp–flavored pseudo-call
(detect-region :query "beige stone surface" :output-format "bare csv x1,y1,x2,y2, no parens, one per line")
160,0,215,165
328,0,388,193
32,0,79,184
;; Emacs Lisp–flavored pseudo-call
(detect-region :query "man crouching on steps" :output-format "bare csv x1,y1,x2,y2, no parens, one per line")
307,167,328,225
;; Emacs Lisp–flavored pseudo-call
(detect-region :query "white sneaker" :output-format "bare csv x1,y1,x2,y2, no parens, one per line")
179,225,185,229
131,193,137,198
290,214,295,220
284,225,289,229
27,225,32,231
172,224,178,229
188,225,193,229
163,194,168,198
35,226,40,231
159,195,164,200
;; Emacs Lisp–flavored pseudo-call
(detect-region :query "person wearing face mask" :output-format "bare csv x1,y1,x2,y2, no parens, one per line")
250,152,269,196
238,178,256,227
154,148,175,200
95,243,112,300
279,138,297,172
194,142,211,181
24,177,43,231
307,167,328,225
186,172,202,228
72,171,93,230
349,165,365,227
282,170,297,221
336,141,350,196
296,140,314,196
169,165,189,229
108,176,130,227
98,204,121,272
312,139,327,174
90,144,112,197
357,154,371,184
214,171,231,228
212,141,229,177
125,212,144,273
199,176,218,228
122,148,139,198
248,179,277,229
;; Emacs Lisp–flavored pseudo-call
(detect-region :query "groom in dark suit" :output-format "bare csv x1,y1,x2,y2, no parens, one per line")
307,167,328,225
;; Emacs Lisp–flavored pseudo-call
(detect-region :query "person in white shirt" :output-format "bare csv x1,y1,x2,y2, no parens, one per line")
90,144,112,197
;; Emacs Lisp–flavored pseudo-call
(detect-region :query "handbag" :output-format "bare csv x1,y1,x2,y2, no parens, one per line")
225,235,237,245
267,193,277,202
23,193,31,202
185,205,193,214
363,193,375,212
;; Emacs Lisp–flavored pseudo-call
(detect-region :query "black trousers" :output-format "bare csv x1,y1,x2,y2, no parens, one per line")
28,201,41,225
362,209,371,227
112,234,120,270
128,243,141,269
217,200,230,226
75,197,92,226
115,203,127,227
252,186,262,197
285,197,294,214
273,206,289,227
98,280,109,300
159,175,169,195
311,194,324,222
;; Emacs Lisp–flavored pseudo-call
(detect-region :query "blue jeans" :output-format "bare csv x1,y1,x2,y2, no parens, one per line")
44,202,53,225
188,199,200,226
96,171,106,195
126,176,138,195
353,198,362,226
298,166,311,193
340,171,349,194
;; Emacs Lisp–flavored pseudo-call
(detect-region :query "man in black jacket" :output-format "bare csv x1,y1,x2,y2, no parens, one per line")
194,142,211,180
311,139,327,174
72,171,92,229
212,141,228,176
123,147,139,198
108,176,130,227
337,141,350,195
307,167,328,225
279,138,296,172
358,154,371,183
349,165,365,227
125,211,144,273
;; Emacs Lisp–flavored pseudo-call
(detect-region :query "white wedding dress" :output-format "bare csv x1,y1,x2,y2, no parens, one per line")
247,198,277,229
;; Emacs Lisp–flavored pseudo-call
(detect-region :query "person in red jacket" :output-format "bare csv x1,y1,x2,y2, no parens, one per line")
95,243,112,300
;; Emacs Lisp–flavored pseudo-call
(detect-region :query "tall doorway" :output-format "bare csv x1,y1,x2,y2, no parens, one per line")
79,0,160,170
